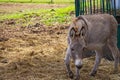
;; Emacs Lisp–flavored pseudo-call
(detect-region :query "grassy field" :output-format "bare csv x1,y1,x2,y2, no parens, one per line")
0,0,74,3
0,4,74,25
0,0,75,26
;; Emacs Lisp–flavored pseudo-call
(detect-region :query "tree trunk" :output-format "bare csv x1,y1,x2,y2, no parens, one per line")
51,0,53,3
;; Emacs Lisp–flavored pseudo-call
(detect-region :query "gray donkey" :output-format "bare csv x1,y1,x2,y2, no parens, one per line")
65,14,119,80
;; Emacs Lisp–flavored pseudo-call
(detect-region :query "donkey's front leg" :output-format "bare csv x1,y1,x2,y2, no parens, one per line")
90,48,103,76
64,47,74,79
75,67,80,80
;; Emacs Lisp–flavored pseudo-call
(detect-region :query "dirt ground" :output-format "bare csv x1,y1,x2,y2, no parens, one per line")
0,3,120,80
0,3,69,14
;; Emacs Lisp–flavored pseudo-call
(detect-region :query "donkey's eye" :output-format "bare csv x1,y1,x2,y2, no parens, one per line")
71,48,74,51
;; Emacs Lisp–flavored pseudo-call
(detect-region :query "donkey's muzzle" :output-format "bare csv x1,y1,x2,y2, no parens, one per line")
76,65,83,69
75,59,83,69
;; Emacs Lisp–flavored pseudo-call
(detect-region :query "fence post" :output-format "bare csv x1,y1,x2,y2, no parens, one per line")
114,0,116,16
90,0,92,14
75,0,80,17
102,0,105,13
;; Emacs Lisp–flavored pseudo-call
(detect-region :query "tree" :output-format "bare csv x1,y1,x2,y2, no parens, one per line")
51,0,53,3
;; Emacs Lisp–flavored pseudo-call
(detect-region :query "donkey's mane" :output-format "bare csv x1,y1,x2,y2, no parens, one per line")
72,16,88,32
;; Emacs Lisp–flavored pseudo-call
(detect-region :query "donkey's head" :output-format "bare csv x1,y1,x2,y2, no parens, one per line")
69,17,88,69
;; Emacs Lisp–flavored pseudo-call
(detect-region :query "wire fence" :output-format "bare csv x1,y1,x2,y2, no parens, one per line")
75,0,120,17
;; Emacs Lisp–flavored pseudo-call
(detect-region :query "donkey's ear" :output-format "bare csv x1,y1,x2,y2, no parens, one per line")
80,26,87,47
70,28,75,38
80,26,86,37
78,16,88,37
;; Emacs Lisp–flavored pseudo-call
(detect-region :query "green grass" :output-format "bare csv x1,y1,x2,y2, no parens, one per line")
0,6,74,25
0,0,74,3
41,6,74,25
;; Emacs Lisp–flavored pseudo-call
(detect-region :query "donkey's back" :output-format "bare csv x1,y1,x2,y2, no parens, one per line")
83,14,118,45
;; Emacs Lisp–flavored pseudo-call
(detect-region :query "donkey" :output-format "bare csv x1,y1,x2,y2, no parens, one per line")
65,14,119,80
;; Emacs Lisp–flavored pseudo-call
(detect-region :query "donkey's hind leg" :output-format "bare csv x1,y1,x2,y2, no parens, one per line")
107,37,120,72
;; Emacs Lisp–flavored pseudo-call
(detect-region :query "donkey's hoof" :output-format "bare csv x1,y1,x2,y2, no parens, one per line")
89,71,97,76
75,76,80,80
111,69,119,74
68,71,74,79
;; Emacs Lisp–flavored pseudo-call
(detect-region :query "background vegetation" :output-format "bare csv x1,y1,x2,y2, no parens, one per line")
0,0,75,26
0,0,74,3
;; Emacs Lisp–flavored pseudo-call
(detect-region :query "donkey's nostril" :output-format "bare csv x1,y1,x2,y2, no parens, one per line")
76,65,83,69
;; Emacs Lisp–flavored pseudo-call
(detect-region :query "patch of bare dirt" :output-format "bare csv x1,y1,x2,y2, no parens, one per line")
0,3,69,14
